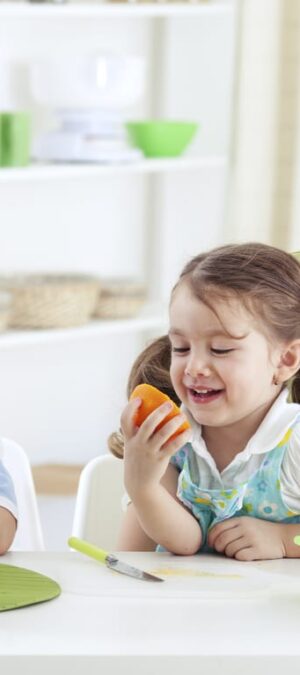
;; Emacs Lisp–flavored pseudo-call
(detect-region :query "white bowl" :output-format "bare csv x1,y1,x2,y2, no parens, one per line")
30,53,145,109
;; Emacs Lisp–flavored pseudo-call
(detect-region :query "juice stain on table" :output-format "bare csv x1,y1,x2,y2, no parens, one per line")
148,568,242,579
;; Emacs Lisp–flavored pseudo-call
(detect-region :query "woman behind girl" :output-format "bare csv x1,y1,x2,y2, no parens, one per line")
116,242,300,560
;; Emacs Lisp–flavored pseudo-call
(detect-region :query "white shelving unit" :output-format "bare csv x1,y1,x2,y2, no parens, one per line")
0,156,226,181
0,0,237,547
0,1,234,18
0,312,167,348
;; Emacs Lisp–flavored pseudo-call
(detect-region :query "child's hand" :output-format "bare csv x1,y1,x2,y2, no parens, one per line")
120,397,191,501
130,383,190,440
207,516,286,561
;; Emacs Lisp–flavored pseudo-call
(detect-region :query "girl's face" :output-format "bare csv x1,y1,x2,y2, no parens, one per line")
169,282,283,431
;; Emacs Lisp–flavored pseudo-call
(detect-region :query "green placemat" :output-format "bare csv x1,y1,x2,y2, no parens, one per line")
0,564,61,611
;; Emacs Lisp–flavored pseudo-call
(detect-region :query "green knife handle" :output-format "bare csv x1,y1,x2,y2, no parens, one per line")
68,536,108,564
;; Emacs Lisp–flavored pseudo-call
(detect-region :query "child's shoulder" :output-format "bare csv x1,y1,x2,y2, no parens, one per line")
280,416,300,492
282,414,300,464
290,414,300,441
267,392,300,446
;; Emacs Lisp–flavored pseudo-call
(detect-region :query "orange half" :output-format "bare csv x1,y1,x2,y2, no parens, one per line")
130,383,190,441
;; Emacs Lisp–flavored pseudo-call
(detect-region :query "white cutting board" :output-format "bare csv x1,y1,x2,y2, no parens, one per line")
61,552,281,600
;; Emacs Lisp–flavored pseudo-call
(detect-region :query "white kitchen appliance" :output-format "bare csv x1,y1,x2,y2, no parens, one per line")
30,53,145,163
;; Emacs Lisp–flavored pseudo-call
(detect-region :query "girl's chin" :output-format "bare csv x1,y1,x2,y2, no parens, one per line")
190,409,227,427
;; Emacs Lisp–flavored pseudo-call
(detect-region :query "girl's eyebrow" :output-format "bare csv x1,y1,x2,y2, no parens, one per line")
169,328,227,338
168,328,249,340
168,329,185,337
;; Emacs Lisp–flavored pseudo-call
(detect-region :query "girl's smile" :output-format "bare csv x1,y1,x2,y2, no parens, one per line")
186,386,225,405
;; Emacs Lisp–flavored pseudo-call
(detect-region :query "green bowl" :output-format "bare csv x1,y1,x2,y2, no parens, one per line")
125,120,199,158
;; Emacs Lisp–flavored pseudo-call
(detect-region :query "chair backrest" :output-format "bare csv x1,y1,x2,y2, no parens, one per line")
2,438,44,551
72,454,124,550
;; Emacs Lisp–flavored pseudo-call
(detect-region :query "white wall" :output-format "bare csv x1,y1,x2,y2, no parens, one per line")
226,0,300,249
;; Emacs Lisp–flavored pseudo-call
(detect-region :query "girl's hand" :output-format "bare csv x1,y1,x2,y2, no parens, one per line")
207,516,286,561
120,397,191,501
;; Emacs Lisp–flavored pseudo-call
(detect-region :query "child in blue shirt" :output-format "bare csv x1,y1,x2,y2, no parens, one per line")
0,457,17,553
118,242,300,560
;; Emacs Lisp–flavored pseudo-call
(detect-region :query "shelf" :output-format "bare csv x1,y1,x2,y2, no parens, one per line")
0,156,226,181
0,1,234,19
0,312,167,348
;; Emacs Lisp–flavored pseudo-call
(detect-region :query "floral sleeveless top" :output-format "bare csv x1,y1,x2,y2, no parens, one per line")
170,422,300,550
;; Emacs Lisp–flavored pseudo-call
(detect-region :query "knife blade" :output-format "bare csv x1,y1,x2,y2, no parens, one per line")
68,536,164,582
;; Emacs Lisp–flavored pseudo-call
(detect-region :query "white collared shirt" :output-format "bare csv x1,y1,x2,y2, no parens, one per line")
182,388,300,512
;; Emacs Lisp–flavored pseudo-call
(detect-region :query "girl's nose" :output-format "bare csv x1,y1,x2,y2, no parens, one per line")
184,354,211,379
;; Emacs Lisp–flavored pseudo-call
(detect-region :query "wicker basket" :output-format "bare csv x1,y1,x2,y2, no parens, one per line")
0,274,101,329
0,291,12,332
94,279,147,319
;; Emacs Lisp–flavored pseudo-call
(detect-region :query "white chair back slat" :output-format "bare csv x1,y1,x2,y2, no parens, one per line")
72,454,124,550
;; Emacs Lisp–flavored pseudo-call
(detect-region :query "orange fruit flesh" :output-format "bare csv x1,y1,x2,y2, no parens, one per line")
130,383,190,441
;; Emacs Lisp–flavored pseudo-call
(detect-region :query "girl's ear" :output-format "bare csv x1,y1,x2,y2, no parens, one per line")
278,341,300,382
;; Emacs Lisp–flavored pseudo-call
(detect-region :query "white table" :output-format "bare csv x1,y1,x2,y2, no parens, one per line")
1,550,300,675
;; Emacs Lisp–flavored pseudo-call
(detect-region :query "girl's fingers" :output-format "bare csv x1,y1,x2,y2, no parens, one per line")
160,427,192,457
153,413,189,444
224,537,250,559
121,398,190,451
137,402,186,442
207,518,239,548
120,397,142,438
210,526,242,554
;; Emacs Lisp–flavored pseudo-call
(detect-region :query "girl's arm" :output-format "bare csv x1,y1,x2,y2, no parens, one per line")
117,462,200,553
117,503,157,551
130,470,202,556
120,399,202,555
0,506,16,555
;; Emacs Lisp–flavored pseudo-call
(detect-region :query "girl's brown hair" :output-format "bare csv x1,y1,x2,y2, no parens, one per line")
108,335,178,459
176,242,300,403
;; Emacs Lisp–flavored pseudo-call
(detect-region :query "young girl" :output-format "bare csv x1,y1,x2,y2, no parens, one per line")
118,242,300,560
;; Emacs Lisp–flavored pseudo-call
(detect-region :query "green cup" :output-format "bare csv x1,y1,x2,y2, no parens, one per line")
0,111,31,167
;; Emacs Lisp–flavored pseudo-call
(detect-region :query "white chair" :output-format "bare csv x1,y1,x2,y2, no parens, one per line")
72,454,124,551
2,438,44,551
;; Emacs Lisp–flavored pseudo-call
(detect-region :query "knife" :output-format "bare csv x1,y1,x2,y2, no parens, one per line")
68,536,164,583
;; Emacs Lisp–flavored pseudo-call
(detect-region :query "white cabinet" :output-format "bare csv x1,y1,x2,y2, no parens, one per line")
0,1,237,516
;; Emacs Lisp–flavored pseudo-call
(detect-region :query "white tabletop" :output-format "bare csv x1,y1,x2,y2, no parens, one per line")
1,550,300,674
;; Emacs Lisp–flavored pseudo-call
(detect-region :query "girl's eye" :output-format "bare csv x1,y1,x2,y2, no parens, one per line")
172,347,189,353
211,348,234,355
